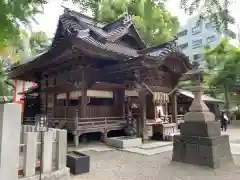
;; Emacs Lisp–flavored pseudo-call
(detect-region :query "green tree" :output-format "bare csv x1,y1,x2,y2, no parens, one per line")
0,58,13,102
0,30,49,65
78,0,179,45
29,31,49,55
203,38,240,113
0,29,49,101
79,0,235,30
0,29,30,65
179,0,235,29
0,0,234,49
0,0,43,48
94,0,178,45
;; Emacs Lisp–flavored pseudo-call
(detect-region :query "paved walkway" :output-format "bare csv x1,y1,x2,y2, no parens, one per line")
70,125,240,180
71,150,240,180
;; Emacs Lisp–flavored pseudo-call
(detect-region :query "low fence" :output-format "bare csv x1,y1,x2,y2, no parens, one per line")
0,104,69,180
23,116,127,131
19,125,68,179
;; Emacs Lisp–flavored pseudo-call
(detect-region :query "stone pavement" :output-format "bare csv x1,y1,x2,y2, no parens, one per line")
223,125,240,155
71,150,240,180
70,125,240,180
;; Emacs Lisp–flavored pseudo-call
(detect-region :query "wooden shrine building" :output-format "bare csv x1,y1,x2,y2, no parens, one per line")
7,8,192,145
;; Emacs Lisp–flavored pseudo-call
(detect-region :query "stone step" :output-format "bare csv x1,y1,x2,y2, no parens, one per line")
123,145,173,156
139,141,173,150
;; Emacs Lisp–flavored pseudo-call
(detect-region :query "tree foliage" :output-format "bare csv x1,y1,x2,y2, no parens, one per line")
78,0,179,45
29,31,49,55
204,38,240,87
179,0,235,30
203,37,240,110
0,0,44,48
0,30,49,65
0,29,49,99
78,0,235,30
0,0,235,48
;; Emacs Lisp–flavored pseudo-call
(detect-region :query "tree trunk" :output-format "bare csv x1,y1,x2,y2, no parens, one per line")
224,83,230,116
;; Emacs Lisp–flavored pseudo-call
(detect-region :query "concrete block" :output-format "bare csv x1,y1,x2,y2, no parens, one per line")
56,130,67,169
42,131,53,173
0,103,21,180
24,132,38,176
106,136,142,149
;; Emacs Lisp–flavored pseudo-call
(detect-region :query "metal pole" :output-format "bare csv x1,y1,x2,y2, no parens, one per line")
39,131,44,180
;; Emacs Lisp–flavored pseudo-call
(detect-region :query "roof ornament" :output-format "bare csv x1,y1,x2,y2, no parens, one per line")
122,14,133,25
62,5,70,14
76,29,90,38
1,58,11,72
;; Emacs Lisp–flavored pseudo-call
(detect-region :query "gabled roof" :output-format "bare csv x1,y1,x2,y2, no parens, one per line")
102,15,146,49
61,8,146,49
7,7,191,80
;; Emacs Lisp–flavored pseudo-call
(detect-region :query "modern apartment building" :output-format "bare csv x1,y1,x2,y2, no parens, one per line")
177,15,240,67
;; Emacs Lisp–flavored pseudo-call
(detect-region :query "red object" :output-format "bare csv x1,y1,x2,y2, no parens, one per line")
234,92,238,96
100,134,105,143
18,160,40,176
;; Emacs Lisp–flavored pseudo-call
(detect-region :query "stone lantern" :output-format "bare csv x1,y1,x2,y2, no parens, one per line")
172,69,233,168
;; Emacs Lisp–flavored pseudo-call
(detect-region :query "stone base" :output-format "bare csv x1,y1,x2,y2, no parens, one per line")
180,121,221,137
172,134,233,168
184,111,215,122
106,136,142,149
21,168,70,180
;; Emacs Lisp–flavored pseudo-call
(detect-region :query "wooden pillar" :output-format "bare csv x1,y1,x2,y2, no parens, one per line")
81,88,87,118
126,96,132,125
114,88,125,117
139,89,148,143
65,92,69,119
165,103,168,122
119,88,125,117
81,68,88,118
171,91,178,123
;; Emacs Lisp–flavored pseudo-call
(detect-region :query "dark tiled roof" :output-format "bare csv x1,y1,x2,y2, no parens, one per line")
65,9,133,43
8,8,191,76
76,29,138,57
62,9,186,60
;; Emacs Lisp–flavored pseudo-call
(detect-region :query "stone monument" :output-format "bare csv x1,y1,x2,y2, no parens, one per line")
172,70,233,168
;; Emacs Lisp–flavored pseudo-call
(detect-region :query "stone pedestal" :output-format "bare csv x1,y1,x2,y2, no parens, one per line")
172,134,232,168
172,83,233,169
106,136,142,149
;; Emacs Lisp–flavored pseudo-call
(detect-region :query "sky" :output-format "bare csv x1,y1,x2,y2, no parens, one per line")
33,0,240,38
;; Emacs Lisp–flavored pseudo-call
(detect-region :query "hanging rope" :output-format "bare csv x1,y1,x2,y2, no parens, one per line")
141,82,177,104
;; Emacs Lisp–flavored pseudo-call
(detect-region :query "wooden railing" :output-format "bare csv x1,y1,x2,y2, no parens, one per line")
23,116,127,132
77,116,126,128
54,105,118,118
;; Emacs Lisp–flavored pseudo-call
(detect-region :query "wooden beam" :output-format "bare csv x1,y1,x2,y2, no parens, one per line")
101,57,143,75
139,89,148,143
81,68,87,118
171,91,178,123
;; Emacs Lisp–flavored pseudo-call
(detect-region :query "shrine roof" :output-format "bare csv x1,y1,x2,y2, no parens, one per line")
7,8,191,80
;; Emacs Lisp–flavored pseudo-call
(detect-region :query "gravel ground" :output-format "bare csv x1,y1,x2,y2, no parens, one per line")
71,150,240,180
